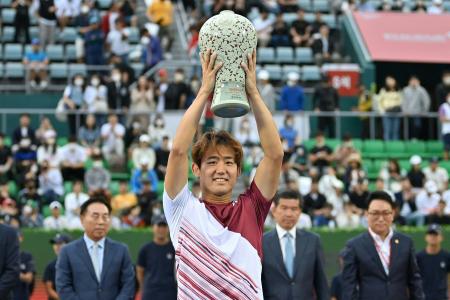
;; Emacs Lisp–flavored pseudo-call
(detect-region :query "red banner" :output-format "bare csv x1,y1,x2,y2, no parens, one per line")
323,64,360,96
353,12,450,63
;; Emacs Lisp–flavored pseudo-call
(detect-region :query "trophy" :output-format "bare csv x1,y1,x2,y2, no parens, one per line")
198,10,257,118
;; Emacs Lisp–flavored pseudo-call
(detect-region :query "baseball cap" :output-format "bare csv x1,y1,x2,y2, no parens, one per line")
158,68,168,77
257,70,270,81
151,214,168,226
287,72,300,82
426,224,442,235
31,38,40,45
49,201,62,210
50,233,72,244
409,155,422,165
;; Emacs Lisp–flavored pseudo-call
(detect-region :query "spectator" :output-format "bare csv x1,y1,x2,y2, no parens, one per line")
125,120,144,152
348,178,369,210
155,69,169,112
35,117,56,145
438,92,450,160
147,0,174,53
423,156,449,192
355,84,373,139
17,180,41,211
310,12,326,34
73,1,97,63
234,117,258,150
378,75,403,141
64,180,89,224
12,0,31,43
313,77,340,138
132,134,156,171
415,180,441,225
402,75,430,139
141,28,163,72
100,114,126,168
38,160,63,204
58,136,87,182
106,18,130,64
84,74,108,124
280,72,305,112
279,114,298,151
289,141,308,176
43,201,68,230
130,76,156,128
269,13,290,47
412,0,427,11
12,232,35,300
36,0,57,48
164,69,190,110
43,234,71,300
379,159,404,194
427,0,444,14
121,205,145,228
78,114,101,155
303,179,327,217
23,38,49,89
435,71,450,108
154,135,170,181
426,199,450,225
130,157,158,194
137,178,158,225
20,201,43,228
311,25,339,65
336,201,361,228
0,134,13,185
111,181,137,216
83,15,105,66
107,68,131,121
37,131,59,167
309,131,333,175
55,0,81,29
399,177,421,225
289,8,310,47
148,114,169,146
343,154,366,191
62,74,86,136
84,151,110,194
257,70,276,113
253,9,274,47
335,135,359,173
407,155,425,189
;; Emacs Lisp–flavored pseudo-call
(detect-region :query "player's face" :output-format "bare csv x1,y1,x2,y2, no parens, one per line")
194,145,240,199
273,198,301,231
366,200,394,236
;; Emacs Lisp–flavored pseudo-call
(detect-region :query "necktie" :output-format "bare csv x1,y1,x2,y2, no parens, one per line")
91,243,101,282
284,233,294,278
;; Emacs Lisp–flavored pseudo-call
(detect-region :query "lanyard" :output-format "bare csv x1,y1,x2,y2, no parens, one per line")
373,241,391,269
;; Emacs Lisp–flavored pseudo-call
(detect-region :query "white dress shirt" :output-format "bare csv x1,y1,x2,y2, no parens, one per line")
64,192,89,221
276,224,297,261
368,227,393,275
84,234,106,280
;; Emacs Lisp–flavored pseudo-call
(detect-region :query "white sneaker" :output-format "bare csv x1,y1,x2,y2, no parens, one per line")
30,80,37,88
40,80,48,89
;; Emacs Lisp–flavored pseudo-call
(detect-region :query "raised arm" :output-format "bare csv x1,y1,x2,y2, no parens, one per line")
164,49,222,199
241,51,283,200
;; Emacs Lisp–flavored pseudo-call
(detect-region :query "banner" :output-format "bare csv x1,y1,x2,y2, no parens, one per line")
353,12,450,63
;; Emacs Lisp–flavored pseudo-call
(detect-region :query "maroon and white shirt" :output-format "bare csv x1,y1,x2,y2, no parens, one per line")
163,181,271,299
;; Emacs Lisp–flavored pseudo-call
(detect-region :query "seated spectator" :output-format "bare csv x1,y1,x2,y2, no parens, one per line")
84,151,111,194
101,114,126,169
413,180,441,225
130,76,156,129
256,70,276,113
120,0,137,27
311,25,340,65
0,133,13,185
253,9,274,47
137,178,158,225
303,179,327,217
132,134,156,170
379,158,405,194
12,0,31,44
62,74,86,136
37,131,59,168
125,121,145,153
296,210,312,229
78,114,101,155
111,181,137,216
0,198,20,227
23,38,49,89
12,113,37,154
141,28,163,73
423,157,449,192
234,117,259,152
130,157,158,194
43,201,68,229
426,199,450,225
280,72,305,112
343,153,366,191
106,18,131,64
20,201,43,228
314,202,336,227
147,0,174,53
427,0,444,14
289,141,308,177
402,75,430,139
279,151,300,190
17,180,42,211
269,13,290,47
154,135,170,181
310,12,325,34
59,136,87,181
348,178,369,210
289,8,311,47
148,114,169,146
336,202,361,228
64,180,89,223
38,160,63,204
309,131,333,175
164,69,190,110
279,114,298,152
84,16,105,66
407,155,425,189
412,0,427,11
319,167,345,214
335,135,359,173
35,117,57,144
121,205,145,228
84,74,108,124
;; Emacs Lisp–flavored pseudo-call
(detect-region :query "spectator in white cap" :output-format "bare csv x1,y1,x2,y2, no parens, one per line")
423,156,449,192
410,180,441,226
43,201,68,230
280,72,305,112
132,134,156,170
130,156,159,194
257,70,276,113
427,0,444,14
407,155,425,189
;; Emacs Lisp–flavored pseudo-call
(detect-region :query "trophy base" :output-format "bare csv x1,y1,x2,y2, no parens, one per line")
212,102,250,118
212,82,250,118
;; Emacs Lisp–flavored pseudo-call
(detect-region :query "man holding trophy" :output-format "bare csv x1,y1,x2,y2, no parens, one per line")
163,11,283,299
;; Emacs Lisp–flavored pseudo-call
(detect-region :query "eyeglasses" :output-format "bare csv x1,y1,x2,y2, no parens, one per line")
368,211,393,218
89,214,111,222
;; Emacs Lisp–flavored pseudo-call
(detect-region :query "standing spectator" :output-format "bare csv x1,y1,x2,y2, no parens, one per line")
43,201,68,230
438,92,450,160
269,13,290,47
132,134,156,171
355,84,373,139
309,131,333,175
12,0,31,43
280,72,305,112
253,9,274,47
64,180,89,224
136,215,176,300
106,19,130,64
0,223,19,300
84,152,110,194
290,8,310,47
257,70,276,113
407,155,425,189
378,75,403,141
416,224,450,300
106,68,131,119
36,0,57,48
23,38,49,89
0,134,13,185
423,156,449,192
84,74,108,124
43,234,71,300
130,76,155,128
101,2,121,35
62,74,86,136
78,114,101,155
54,0,81,29
311,25,339,65
313,77,339,138
58,136,87,182
100,114,125,167
38,160,63,204
435,71,450,109
147,0,174,53
73,1,98,63
84,16,105,66
111,181,137,216
12,232,35,300
164,69,190,110
402,75,430,139
427,0,444,14
141,29,163,73
154,135,170,181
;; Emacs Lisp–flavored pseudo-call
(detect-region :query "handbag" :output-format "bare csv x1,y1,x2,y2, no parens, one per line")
55,99,67,122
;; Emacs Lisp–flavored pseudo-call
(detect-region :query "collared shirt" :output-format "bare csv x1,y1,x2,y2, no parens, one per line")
276,224,297,261
368,227,393,275
83,234,105,279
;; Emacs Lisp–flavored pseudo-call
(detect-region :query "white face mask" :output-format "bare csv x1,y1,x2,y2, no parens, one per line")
91,78,100,87
174,73,184,83
112,73,121,82
287,80,295,87
93,161,103,168
444,76,450,85
74,78,84,86
141,36,150,45
81,5,89,14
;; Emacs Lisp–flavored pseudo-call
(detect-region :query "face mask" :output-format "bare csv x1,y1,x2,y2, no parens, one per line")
74,78,84,86
174,73,184,83
444,76,450,85
141,36,150,45
81,5,89,14
287,80,295,87
285,120,294,127
152,207,161,216
155,119,164,127
93,161,103,168
112,73,121,82
91,78,100,87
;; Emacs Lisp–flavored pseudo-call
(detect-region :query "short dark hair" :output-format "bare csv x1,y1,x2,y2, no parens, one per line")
80,198,112,216
274,190,302,208
366,191,395,210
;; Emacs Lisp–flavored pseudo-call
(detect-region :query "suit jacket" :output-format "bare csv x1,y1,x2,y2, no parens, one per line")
56,237,135,300
0,224,19,300
342,231,425,300
262,228,330,300
12,126,36,146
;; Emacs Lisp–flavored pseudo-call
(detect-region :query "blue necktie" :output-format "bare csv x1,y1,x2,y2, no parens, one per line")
284,233,294,278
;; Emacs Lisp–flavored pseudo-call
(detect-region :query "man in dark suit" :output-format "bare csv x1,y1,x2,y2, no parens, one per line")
262,190,329,300
56,198,135,299
342,191,425,300
11,114,36,152
0,223,20,300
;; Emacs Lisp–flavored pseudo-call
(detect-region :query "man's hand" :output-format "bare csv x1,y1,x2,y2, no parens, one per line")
199,49,222,96
241,50,258,97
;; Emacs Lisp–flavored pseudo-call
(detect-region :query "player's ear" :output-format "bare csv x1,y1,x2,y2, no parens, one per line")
192,162,200,177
